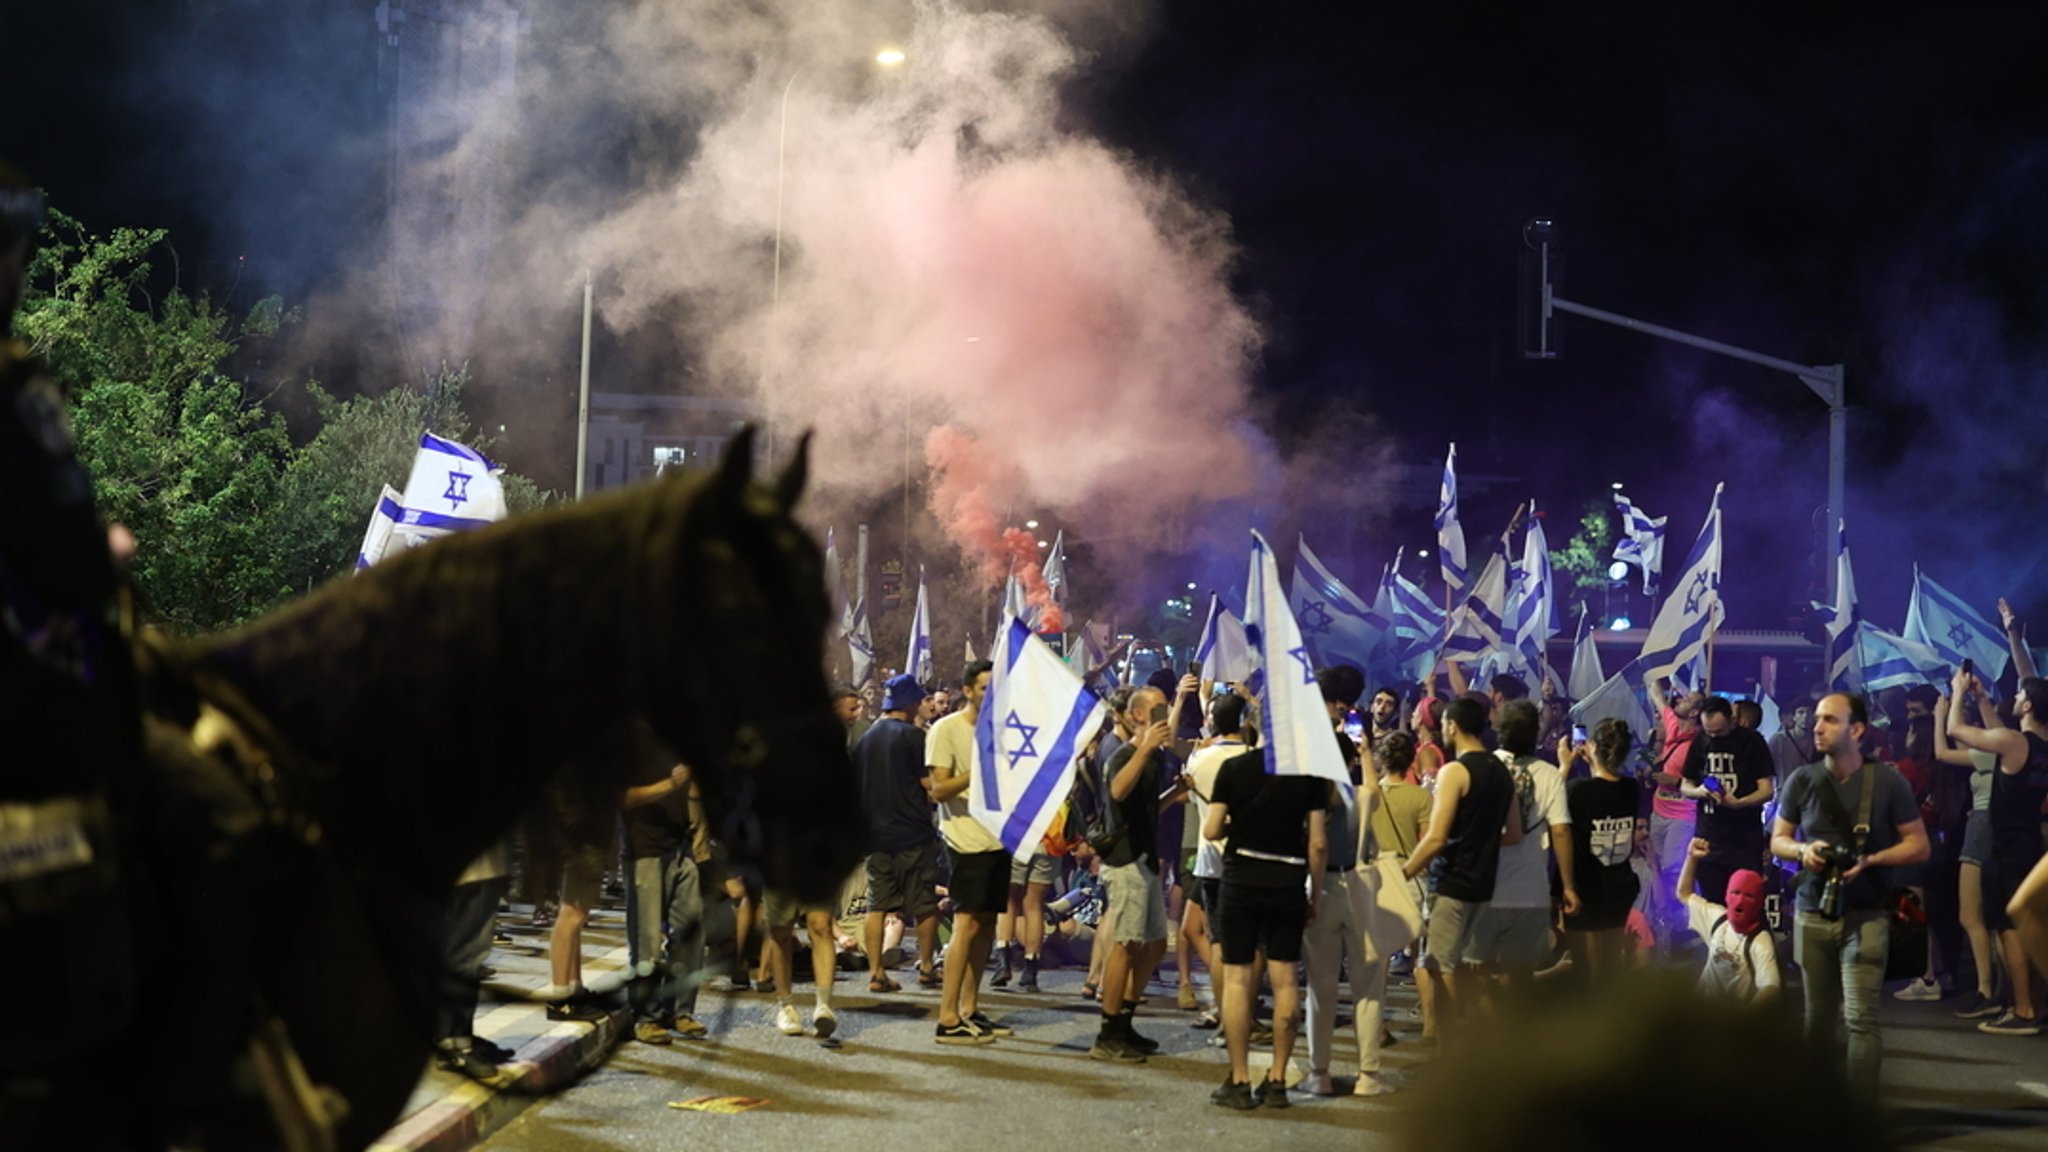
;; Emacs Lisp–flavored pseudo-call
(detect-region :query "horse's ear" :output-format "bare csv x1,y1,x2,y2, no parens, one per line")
716,424,759,503
772,431,812,513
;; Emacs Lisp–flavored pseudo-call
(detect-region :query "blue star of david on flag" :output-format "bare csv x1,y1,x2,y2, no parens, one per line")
1684,570,1711,614
1003,710,1041,769
1288,645,1316,685
1297,600,1334,636
1949,621,1972,649
444,470,472,506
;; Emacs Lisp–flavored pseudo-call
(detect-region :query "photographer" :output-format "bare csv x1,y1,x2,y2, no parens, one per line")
1769,692,1929,1100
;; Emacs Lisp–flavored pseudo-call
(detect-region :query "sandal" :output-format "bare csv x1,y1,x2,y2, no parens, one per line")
917,968,943,988
868,975,902,993
1191,1010,1220,1029
1081,981,1100,1001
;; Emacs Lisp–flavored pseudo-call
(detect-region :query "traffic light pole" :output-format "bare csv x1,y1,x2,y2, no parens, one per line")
1529,233,1847,600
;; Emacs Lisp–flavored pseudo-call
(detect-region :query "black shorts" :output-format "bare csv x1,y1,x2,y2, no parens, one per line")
866,844,940,919
1190,876,1221,914
1565,869,1640,933
948,849,1011,915
1983,850,2043,933
1216,881,1307,965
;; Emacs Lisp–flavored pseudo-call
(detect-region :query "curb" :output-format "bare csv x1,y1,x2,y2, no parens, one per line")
367,1006,629,1152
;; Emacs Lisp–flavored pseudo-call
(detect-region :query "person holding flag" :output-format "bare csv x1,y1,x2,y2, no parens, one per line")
926,659,1012,1044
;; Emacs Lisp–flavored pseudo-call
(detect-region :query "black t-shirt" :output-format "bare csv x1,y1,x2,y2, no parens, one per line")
1567,775,1641,881
1103,742,1160,867
1684,726,1774,855
623,733,694,859
853,717,932,854
1432,751,1515,903
1212,750,1331,887
1989,732,2048,861
1779,760,1921,914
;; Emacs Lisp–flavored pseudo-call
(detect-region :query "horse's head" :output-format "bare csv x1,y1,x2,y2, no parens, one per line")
640,426,863,904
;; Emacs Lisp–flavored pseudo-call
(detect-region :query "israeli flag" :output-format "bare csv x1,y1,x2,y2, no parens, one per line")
1194,593,1257,685
394,432,507,539
1612,491,1668,596
1245,531,1352,789
1511,504,1555,678
906,565,933,686
1387,564,1448,682
825,527,853,642
1570,658,1658,738
1290,535,1382,677
1002,570,1031,627
1818,522,1861,693
1042,531,1068,607
972,618,1109,861
1567,606,1606,700
1860,624,1948,692
1906,567,2008,684
1636,483,1724,687
849,593,874,689
1443,551,1509,667
1436,443,1469,596
354,485,407,570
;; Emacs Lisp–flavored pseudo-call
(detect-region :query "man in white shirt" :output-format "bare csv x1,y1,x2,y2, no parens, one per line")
927,660,1011,1044
1678,837,1780,1002
1467,700,1579,992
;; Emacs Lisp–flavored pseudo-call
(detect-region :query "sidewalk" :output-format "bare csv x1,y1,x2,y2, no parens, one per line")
367,902,637,1152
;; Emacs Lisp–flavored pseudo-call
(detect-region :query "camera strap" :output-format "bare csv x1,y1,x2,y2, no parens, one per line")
1812,761,1877,855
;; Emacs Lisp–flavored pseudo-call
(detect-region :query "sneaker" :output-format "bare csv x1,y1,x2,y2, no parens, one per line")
1210,1075,1256,1109
1299,1071,1337,1097
669,1013,710,1040
812,1004,838,1040
471,1038,517,1064
1253,1079,1291,1109
1355,1072,1398,1097
776,1003,804,1036
633,1021,673,1045
1019,956,1040,993
967,1011,1013,1037
434,1043,504,1083
937,1020,996,1046
545,1000,607,1024
1089,1034,1147,1063
991,948,1014,987
1894,976,1942,1002
1979,1010,2045,1036
1953,992,2005,1020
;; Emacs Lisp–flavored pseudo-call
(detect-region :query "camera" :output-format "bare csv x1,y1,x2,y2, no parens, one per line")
1814,843,1860,919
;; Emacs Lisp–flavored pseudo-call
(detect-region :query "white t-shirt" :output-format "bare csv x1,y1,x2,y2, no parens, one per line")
1491,752,1571,909
1686,893,1780,1000
927,711,1003,854
1184,741,1245,880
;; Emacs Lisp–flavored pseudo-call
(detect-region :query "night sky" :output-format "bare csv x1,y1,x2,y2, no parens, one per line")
8,1,2048,638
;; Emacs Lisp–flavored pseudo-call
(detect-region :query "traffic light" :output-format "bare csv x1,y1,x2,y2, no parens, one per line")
1518,218,1559,360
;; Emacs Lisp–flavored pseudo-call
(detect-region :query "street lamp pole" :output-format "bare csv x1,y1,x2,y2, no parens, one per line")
1523,221,1848,600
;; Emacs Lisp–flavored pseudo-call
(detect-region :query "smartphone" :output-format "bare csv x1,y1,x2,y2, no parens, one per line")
1960,657,1974,679
1572,723,1587,744
1151,703,1170,725
1189,659,1203,682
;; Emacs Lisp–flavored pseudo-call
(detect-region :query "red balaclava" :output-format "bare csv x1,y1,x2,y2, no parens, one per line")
1725,870,1768,936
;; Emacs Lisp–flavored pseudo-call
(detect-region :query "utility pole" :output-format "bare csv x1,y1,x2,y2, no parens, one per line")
1520,219,1847,599
575,269,593,500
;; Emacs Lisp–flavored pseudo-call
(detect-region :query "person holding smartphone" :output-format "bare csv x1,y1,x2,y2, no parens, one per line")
1088,683,1178,1064
1559,719,1643,979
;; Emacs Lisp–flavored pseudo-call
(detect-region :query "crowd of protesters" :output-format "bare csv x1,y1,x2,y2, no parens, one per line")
435,611,2048,1118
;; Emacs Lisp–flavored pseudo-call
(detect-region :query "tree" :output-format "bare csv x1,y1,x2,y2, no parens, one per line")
16,209,551,632
1548,499,1618,619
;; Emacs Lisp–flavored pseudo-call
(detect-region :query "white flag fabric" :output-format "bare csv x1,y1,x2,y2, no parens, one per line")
906,566,933,686
394,432,507,540
1436,443,1469,596
1442,552,1509,667
1387,565,1447,682
1042,531,1067,606
1822,522,1860,694
825,527,854,643
1290,535,1383,677
354,485,407,570
1906,567,2008,685
972,617,1109,860
1194,593,1257,685
1570,660,1658,740
1860,624,1948,692
1612,491,1668,596
1511,505,1555,678
1002,571,1031,627
849,594,874,689
1636,483,1725,687
1245,531,1352,789
1568,608,1606,700
1757,693,1782,743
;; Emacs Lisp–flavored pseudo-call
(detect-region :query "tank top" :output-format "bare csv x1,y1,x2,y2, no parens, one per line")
1988,732,2048,858
1432,751,1515,903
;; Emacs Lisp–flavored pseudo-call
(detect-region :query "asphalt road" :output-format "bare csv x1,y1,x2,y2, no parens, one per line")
471,952,2048,1152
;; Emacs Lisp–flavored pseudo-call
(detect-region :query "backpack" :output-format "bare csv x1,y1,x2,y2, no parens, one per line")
1710,913,1785,997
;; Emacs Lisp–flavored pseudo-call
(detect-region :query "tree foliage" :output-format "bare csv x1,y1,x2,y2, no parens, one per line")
14,209,552,633
1549,499,1618,602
